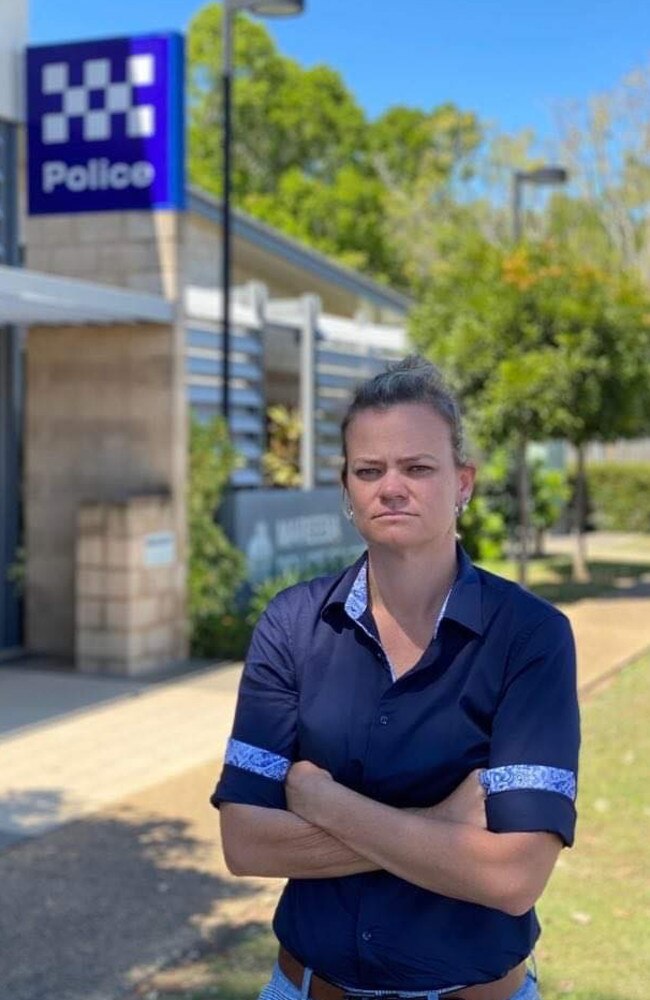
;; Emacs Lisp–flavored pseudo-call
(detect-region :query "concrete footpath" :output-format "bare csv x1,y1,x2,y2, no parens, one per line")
2,559,650,1000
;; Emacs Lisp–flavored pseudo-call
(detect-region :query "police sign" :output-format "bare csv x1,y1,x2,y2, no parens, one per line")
27,33,184,215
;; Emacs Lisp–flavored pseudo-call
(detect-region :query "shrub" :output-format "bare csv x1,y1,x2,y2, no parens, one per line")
530,462,571,535
191,610,253,661
188,413,247,657
262,405,302,487
191,556,356,662
457,494,507,562
469,447,569,556
586,462,650,532
246,555,354,626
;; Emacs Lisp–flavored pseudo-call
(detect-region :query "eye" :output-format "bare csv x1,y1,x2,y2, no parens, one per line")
355,467,381,478
409,465,433,473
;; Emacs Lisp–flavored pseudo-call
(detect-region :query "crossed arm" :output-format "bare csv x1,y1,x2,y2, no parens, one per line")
219,762,562,917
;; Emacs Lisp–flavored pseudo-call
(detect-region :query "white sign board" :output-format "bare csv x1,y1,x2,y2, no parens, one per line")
143,531,176,567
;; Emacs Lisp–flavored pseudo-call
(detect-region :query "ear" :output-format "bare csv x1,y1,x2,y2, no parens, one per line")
457,463,476,501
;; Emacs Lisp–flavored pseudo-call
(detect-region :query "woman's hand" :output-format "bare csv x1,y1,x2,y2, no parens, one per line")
418,769,487,828
285,760,335,824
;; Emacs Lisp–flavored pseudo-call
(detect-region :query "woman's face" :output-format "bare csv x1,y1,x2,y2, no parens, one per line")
343,403,475,553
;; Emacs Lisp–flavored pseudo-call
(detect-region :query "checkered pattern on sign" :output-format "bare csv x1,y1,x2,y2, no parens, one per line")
40,54,156,145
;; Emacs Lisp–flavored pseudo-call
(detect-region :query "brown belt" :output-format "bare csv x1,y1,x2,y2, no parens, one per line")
278,946,526,1000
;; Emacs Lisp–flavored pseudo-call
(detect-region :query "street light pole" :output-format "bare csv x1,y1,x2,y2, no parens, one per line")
222,3,234,425
220,0,305,430
512,173,524,244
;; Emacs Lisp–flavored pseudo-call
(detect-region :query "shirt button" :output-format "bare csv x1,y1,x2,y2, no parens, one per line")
361,930,373,942
379,715,389,726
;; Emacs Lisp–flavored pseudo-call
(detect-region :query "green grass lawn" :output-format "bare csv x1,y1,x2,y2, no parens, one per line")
535,650,650,1000
478,554,650,606
134,653,650,1000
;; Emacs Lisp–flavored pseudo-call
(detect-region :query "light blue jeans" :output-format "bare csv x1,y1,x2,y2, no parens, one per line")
257,961,541,1000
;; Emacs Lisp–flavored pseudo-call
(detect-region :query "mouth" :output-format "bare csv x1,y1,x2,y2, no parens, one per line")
373,512,414,519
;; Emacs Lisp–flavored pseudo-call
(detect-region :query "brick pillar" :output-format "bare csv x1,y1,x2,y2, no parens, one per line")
76,496,186,676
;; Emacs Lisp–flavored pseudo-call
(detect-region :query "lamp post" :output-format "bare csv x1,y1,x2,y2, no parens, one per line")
221,0,305,427
510,165,568,586
512,165,568,243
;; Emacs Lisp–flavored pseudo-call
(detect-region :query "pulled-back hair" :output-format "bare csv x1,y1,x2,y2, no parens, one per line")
340,355,467,480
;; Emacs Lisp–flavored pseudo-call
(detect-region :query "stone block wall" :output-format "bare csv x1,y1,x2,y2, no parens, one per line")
22,205,189,671
76,497,186,675
25,322,187,662
24,211,182,300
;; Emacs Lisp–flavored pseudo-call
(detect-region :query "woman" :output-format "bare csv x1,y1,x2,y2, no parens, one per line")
212,356,580,1000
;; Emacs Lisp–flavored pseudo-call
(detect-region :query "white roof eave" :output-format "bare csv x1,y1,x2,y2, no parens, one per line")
0,265,174,327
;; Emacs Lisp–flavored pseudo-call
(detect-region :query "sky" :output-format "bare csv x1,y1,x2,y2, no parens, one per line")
30,0,650,143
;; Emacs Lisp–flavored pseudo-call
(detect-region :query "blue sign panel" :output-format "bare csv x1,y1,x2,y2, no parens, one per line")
27,33,184,215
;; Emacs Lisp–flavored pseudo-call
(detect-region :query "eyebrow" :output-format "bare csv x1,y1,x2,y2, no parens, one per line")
352,454,439,464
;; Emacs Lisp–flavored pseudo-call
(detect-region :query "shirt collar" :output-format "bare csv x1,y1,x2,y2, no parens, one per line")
344,561,369,622
322,544,484,636
444,544,484,635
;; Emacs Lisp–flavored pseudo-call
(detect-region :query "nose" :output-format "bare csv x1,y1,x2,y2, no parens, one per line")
378,468,408,502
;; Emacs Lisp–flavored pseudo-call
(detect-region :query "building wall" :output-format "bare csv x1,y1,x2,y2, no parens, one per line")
20,189,408,658
183,213,224,290
25,322,187,659
0,84,23,649
25,205,408,326
0,324,23,652
0,0,27,123
25,211,183,300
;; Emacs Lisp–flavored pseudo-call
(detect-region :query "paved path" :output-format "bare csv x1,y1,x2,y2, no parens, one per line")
560,588,650,692
543,530,650,692
0,663,241,848
0,662,251,1000
1,559,650,999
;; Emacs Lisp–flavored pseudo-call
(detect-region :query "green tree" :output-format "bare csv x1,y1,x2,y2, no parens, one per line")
187,4,484,287
368,103,482,191
376,106,484,291
551,58,650,282
188,5,367,196
477,447,569,556
187,4,399,279
535,262,650,578
245,165,400,282
382,124,558,291
411,239,650,583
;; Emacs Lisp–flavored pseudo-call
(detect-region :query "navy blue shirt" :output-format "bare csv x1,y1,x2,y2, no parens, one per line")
213,547,580,991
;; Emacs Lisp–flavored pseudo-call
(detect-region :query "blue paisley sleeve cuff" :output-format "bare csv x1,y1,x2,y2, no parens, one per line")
479,765,576,801
210,738,293,811
481,765,578,846
225,738,292,781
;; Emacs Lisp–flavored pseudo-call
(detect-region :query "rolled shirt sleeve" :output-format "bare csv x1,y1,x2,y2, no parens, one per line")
211,591,298,811
481,611,580,846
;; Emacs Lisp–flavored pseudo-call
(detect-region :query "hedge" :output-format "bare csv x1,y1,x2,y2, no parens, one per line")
586,462,650,532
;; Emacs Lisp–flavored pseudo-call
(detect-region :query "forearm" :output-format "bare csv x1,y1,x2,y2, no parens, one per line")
301,783,532,914
220,802,380,878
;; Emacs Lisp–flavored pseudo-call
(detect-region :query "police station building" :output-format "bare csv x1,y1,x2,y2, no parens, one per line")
0,9,411,675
